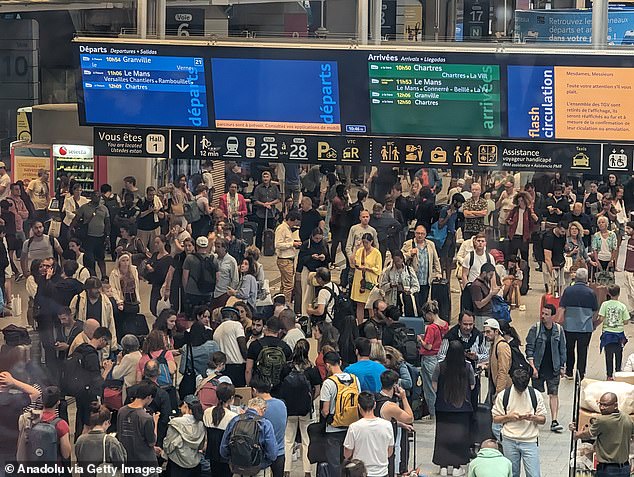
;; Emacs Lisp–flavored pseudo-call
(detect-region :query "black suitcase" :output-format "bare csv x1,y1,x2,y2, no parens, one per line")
307,422,327,464
263,210,275,256
116,313,149,342
431,278,451,322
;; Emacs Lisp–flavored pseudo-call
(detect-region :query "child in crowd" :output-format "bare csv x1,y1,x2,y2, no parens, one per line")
597,284,629,380
196,351,233,388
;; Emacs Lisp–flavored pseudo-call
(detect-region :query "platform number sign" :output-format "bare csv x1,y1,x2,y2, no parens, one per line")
463,0,489,40
166,8,205,37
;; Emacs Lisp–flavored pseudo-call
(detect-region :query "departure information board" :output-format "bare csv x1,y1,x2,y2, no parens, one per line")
75,41,634,146
369,61,501,137
211,58,341,132
79,48,208,127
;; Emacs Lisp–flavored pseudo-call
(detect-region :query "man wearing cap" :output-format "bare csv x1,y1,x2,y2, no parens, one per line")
182,236,213,313
470,262,501,331
0,162,10,201
484,318,512,400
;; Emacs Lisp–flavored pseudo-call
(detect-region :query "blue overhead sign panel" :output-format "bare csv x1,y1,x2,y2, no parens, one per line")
79,47,208,127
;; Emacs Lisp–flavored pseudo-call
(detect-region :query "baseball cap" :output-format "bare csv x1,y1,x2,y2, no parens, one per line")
483,318,500,331
0,162,6,169
196,236,209,248
183,395,200,406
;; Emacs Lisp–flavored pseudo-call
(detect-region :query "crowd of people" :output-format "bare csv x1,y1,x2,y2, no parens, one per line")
0,162,632,477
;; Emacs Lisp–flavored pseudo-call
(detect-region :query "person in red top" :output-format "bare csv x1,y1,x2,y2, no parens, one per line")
624,222,634,318
218,182,248,240
418,300,449,420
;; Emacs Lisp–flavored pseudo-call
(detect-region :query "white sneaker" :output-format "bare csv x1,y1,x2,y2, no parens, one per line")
452,467,465,476
440,468,448,476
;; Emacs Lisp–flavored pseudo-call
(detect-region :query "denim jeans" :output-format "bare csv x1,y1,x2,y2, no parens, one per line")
492,422,502,441
596,463,631,477
502,438,540,477
420,354,438,417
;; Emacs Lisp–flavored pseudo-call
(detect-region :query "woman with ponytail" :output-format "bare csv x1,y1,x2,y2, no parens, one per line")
202,383,237,477
75,402,127,474
163,395,206,477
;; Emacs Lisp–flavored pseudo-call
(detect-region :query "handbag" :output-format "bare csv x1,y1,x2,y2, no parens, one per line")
178,342,197,398
103,379,124,410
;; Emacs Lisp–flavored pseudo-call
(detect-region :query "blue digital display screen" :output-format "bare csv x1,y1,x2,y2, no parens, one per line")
210,58,341,132
79,54,208,127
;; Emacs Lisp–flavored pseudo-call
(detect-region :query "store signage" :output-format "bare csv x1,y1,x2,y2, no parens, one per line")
53,145,93,159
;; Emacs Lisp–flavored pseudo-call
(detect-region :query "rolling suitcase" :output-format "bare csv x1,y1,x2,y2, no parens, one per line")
263,209,275,256
431,278,451,322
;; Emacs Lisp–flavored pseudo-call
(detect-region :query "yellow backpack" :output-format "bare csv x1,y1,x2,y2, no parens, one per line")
329,374,360,428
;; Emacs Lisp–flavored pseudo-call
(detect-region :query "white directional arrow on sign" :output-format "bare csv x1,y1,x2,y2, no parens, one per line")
176,137,190,153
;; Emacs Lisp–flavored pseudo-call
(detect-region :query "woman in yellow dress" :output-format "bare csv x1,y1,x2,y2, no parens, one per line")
351,232,383,324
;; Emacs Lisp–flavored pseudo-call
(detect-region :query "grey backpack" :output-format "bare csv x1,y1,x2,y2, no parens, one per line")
17,410,62,462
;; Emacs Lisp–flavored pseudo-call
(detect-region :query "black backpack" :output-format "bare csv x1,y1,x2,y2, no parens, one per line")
496,341,531,377
194,253,217,294
324,285,355,327
255,346,287,387
392,326,420,366
228,414,264,476
61,345,98,397
502,386,538,414
279,368,313,417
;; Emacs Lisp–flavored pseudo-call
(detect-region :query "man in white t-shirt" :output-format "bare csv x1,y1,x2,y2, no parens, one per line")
212,306,248,387
344,391,394,477
307,267,339,323
461,232,495,287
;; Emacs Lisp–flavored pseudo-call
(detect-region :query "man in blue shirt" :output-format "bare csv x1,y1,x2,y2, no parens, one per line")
344,337,387,392
220,396,278,475
250,374,287,477
558,268,598,380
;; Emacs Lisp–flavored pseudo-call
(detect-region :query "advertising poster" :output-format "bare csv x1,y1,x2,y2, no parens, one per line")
514,8,634,44
12,145,51,184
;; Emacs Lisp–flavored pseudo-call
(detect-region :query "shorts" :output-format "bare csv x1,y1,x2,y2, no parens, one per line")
83,235,106,261
532,374,560,395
